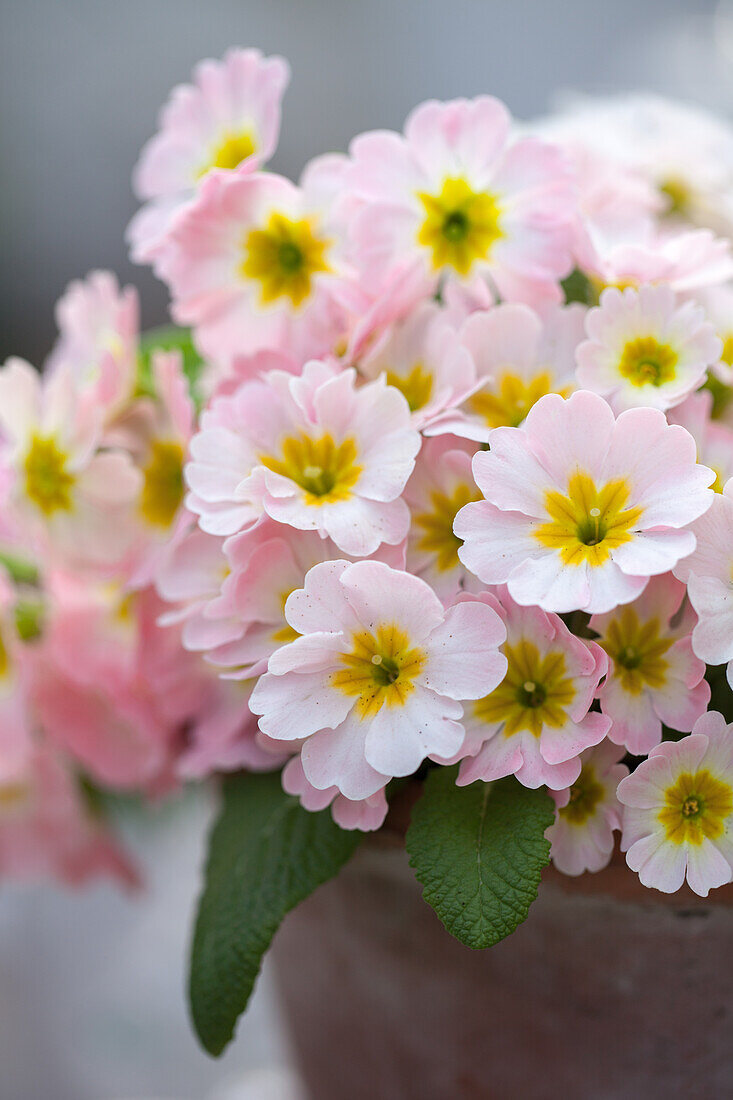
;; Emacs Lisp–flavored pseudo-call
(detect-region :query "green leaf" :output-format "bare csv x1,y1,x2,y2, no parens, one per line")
561,267,596,306
406,767,554,950
137,325,206,407
0,549,39,587
706,663,733,724
14,597,44,641
189,771,362,1056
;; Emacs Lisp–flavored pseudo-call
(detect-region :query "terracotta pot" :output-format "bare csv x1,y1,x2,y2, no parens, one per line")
272,824,733,1100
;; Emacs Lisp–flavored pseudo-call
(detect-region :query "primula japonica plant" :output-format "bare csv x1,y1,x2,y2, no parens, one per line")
6,48,733,1054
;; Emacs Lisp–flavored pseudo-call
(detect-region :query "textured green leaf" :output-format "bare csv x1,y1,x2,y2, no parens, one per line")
189,771,361,1056
406,767,554,950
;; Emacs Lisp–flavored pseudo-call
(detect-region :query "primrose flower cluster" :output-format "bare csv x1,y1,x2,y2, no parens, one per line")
5,50,733,903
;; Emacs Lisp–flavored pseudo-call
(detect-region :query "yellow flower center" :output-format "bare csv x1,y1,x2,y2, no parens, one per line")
535,471,643,568
598,607,673,694
331,624,426,720
559,764,605,826
241,211,331,308
198,129,257,177
721,335,733,368
271,589,300,645
659,177,692,218
469,371,572,428
618,336,678,388
385,363,434,412
417,177,503,276
0,625,10,680
710,466,726,494
23,434,75,516
260,433,361,505
140,440,185,529
658,769,733,846
0,781,29,813
473,638,576,738
413,483,481,573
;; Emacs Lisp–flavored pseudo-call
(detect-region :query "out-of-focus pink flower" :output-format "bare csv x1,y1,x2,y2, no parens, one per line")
538,93,733,236
0,358,142,573
582,227,733,297
30,574,207,790
0,744,139,889
115,350,197,587
129,48,290,263
46,270,140,422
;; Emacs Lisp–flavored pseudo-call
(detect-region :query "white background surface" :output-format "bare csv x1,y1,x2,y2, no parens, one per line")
0,791,303,1100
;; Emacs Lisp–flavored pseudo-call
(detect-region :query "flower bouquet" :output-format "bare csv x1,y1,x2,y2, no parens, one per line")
5,44,733,1082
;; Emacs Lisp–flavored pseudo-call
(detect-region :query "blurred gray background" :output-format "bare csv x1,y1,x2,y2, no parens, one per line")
3,0,733,367
2,2,733,1097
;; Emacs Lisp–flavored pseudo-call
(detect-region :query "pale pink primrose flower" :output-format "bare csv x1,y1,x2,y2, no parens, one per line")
128,48,290,263
556,143,662,254
589,573,709,755
344,261,434,365
0,744,139,889
189,519,402,679
455,389,715,614
451,591,609,791
113,350,197,587
155,525,243,654
546,740,628,876
0,358,142,573
185,360,420,556
249,560,507,800
358,301,478,432
538,93,733,236
346,96,575,306
178,677,289,780
689,284,733,383
447,301,585,441
157,160,354,366
576,285,720,414
618,712,733,897
282,755,388,832
403,435,482,604
155,527,289,774
674,484,733,687
46,270,140,423
582,227,733,298
669,390,733,496
31,576,208,791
